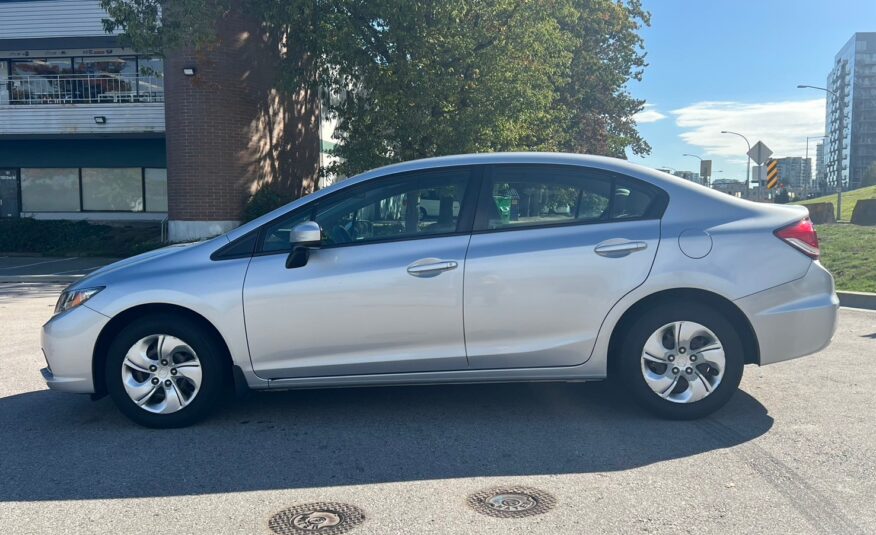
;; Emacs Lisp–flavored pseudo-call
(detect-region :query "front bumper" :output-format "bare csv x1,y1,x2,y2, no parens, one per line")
40,304,109,393
735,261,839,366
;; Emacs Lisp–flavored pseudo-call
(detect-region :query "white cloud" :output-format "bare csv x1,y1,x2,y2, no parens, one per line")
634,104,667,124
671,99,826,158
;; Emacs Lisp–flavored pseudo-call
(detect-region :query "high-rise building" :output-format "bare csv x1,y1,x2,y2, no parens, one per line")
824,32,876,191
773,157,813,190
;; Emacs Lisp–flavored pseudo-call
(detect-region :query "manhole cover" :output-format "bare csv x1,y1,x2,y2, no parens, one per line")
467,486,556,518
268,502,365,535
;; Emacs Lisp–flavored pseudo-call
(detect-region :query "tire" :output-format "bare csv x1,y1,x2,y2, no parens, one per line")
105,314,228,428
419,206,429,220
617,301,744,420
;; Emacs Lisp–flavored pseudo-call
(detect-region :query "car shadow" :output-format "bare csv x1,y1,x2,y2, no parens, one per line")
0,381,773,502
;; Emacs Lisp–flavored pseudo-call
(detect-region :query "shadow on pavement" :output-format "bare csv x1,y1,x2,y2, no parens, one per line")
0,381,773,502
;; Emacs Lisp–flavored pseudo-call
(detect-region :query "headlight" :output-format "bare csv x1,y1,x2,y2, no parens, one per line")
54,287,104,316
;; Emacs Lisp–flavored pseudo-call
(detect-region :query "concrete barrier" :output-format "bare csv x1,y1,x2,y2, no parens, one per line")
850,198,876,226
804,202,836,224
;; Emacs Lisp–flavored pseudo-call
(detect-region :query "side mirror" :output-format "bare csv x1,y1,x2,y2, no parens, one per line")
286,221,322,269
289,221,322,246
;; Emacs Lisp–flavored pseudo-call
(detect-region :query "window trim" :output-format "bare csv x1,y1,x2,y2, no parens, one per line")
472,164,667,235
239,164,485,259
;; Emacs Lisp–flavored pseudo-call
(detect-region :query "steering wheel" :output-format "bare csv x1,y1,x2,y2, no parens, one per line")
351,220,373,239
330,225,353,244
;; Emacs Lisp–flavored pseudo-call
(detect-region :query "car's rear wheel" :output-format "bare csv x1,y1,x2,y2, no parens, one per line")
617,302,744,419
105,314,227,428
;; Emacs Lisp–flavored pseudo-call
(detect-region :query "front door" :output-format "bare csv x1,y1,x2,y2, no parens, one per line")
243,166,479,379
0,169,19,218
463,164,664,369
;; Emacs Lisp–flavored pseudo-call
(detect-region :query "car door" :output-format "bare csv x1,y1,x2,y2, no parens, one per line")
243,166,479,379
463,164,665,369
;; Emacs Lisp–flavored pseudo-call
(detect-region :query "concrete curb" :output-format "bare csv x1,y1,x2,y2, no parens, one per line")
0,275,81,284
837,291,876,311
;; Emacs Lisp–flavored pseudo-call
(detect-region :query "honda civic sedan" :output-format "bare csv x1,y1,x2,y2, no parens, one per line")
40,153,839,427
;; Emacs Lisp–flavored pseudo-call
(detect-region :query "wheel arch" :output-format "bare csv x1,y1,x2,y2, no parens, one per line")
607,288,760,374
91,303,234,398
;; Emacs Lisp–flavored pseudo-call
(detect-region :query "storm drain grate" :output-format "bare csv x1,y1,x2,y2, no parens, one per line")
268,502,365,535
467,486,557,518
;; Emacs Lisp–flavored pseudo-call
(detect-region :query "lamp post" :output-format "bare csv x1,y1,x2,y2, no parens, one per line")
721,131,751,197
682,153,706,186
799,84,844,220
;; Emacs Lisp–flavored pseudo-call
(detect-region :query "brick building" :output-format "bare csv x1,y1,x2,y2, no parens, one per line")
0,0,327,241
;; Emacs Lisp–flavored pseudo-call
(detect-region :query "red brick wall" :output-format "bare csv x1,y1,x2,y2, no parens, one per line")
165,12,320,223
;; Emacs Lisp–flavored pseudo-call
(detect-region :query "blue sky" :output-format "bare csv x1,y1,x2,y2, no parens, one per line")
628,0,875,180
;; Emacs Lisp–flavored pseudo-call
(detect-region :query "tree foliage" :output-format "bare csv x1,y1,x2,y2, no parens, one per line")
101,0,650,178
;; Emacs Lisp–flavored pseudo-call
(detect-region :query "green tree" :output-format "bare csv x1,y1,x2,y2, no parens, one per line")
101,0,651,181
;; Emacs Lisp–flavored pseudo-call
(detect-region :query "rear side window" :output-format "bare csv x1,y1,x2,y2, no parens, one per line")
475,165,664,231
479,166,611,230
611,177,660,220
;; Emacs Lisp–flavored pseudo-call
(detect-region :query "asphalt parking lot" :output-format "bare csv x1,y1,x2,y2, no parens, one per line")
0,256,116,283
0,283,874,534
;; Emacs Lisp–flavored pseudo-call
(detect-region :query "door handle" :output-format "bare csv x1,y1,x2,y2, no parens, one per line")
406,259,459,277
594,241,647,257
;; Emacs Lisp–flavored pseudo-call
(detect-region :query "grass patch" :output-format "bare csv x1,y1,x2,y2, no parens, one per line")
0,219,164,258
794,185,876,221
816,223,876,293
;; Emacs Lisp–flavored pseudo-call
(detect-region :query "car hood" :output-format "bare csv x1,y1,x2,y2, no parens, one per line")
69,241,213,290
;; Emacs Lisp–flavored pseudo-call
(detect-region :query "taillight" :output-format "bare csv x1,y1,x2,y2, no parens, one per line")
774,218,820,259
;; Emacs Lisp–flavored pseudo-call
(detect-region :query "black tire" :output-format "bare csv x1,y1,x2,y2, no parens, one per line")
419,206,428,220
617,301,744,420
105,314,228,428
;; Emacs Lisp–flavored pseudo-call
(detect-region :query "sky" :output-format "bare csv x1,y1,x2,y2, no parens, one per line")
628,0,875,181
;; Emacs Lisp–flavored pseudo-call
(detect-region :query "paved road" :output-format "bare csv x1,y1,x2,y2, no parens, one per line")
0,284,874,534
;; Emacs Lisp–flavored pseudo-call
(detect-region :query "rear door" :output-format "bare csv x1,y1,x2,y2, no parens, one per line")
463,164,665,369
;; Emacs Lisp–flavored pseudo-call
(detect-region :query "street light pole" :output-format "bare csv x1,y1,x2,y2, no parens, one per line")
682,153,706,186
721,131,751,197
799,84,844,220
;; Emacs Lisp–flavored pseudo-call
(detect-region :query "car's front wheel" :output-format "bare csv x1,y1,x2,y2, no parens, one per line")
105,314,227,428
618,302,744,419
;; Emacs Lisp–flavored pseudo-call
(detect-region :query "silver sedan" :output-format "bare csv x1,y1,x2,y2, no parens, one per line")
40,153,838,427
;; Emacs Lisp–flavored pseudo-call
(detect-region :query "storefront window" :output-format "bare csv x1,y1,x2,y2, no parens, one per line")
20,168,80,212
144,168,168,212
82,168,143,211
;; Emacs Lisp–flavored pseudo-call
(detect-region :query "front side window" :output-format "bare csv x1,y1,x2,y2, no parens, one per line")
260,168,473,252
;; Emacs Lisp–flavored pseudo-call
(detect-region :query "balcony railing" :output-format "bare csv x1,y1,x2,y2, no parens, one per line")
4,74,164,105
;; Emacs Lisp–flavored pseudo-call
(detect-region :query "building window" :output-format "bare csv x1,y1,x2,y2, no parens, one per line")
82,168,144,211
20,168,80,212
144,168,168,212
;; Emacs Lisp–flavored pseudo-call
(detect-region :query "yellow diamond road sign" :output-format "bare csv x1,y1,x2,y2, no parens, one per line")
766,159,779,190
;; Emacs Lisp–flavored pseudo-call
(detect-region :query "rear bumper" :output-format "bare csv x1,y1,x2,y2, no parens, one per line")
40,304,108,393
735,261,839,366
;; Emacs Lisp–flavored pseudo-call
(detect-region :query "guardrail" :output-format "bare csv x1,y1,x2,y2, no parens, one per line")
4,74,164,105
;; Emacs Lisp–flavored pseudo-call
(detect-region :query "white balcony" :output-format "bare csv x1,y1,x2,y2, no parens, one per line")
0,74,165,136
